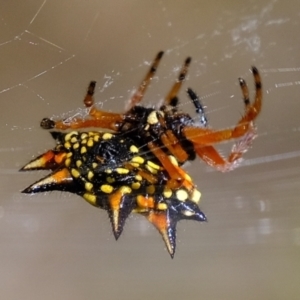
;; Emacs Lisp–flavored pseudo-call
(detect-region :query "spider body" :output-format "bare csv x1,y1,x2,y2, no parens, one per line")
21,51,262,257
21,130,205,257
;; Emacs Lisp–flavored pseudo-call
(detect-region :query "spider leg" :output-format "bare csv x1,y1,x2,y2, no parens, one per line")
164,57,191,107
40,80,125,131
126,51,164,111
156,113,189,163
147,141,195,191
187,88,208,127
194,123,256,171
183,67,262,144
83,81,96,107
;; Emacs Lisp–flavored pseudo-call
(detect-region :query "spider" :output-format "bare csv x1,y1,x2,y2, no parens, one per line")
40,51,262,192
21,52,262,257
21,130,206,258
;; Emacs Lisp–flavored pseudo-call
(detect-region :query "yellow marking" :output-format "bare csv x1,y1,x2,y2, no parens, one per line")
87,139,94,147
65,158,71,167
100,184,114,194
146,185,155,195
163,187,172,198
135,175,142,181
130,145,139,153
157,203,167,210
70,136,77,143
131,182,141,190
83,193,97,206
66,152,73,158
76,160,82,168
73,142,79,150
130,162,139,168
85,182,93,192
71,168,80,178
147,160,160,170
81,133,88,139
92,163,98,169
147,111,159,125
116,168,129,174
119,186,132,194
176,189,188,201
65,131,78,141
81,139,87,144
106,176,115,183
184,172,192,182
88,132,95,136
102,133,113,140
145,164,158,174
87,171,94,180
191,189,201,204
94,135,100,142
168,155,178,166
64,142,71,149
144,124,150,131
131,156,144,164
158,110,165,118
183,210,194,217
105,169,112,174
80,146,87,154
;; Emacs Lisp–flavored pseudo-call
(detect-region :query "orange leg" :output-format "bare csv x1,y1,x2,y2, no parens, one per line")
183,67,261,144
194,123,256,172
147,141,195,191
183,67,261,171
41,79,125,131
126,51,164,111
164,57,191,106
41,108,124,131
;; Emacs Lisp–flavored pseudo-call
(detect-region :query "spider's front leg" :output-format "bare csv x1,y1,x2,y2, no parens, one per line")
40,81,125,132
183,67,262,171
41,51,166,132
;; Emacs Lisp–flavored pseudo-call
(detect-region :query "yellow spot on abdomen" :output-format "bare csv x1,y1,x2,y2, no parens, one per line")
71,168,80,178
191,189,201,203
116,168,129,174
102,133,113,140
131,182,141,190
87,139,94,147
131,156,145,164
146,185,155,195
85,182,93,192
130,145,139,153
163,187,172,198
100,184,114,194
176,189,188,201
87,171,94,180
83,193,97,206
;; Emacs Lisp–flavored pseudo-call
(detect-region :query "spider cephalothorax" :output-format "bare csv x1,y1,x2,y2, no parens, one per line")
21,52,262,257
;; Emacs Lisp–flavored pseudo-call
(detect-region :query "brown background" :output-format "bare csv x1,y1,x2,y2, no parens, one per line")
1,1,300,299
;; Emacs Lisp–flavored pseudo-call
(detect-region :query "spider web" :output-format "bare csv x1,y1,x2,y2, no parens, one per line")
0,1,300,299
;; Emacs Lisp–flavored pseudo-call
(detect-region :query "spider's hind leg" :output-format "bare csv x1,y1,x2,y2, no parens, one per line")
183,67,262,171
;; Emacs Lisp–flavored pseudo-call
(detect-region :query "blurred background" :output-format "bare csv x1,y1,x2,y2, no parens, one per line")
1,0,300,299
